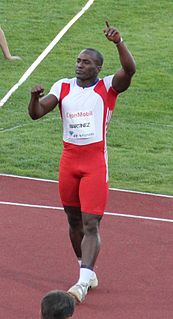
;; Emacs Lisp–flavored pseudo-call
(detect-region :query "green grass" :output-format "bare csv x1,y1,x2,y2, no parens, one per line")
0,0,173,195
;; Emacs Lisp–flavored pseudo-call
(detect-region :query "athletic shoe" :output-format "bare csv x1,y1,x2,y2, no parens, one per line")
68,273,98,302
68,282,89,303
89,271,98,289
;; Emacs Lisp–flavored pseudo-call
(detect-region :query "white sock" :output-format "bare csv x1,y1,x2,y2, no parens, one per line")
78,259,82,267
78,268,94,285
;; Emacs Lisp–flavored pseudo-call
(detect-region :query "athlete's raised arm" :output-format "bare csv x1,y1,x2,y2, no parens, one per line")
28,85,58,120
104,21,136,93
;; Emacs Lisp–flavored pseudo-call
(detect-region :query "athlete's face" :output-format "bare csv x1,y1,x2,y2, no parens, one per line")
75,51,101,81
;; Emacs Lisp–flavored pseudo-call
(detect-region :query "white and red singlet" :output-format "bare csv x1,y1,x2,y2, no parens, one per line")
49,75,119,215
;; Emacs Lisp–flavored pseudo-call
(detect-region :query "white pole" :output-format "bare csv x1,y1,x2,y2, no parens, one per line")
0,0,95,108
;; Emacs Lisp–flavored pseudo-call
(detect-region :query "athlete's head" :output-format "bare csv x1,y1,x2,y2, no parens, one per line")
41,290,75,319
76,48,104,82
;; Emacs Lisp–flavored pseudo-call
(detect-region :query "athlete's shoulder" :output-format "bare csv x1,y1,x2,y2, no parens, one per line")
101,75,119,95
96,75,114,90
49,78,76,99
49,78,73,92
102,75,114,86
53,77,73,85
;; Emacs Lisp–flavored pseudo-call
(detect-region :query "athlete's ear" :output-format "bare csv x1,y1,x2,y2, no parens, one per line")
97,65,102,73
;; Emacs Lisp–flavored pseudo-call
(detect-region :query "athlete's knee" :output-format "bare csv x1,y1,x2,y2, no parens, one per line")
64,206,82,230
69,217,83,232
82,214,102,236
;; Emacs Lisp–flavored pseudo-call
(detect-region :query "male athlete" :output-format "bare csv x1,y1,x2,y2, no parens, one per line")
28,22,136,303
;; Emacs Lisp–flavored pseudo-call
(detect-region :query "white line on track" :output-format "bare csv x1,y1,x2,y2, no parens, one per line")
0,173,57,183
0,201,173,223
0,0,95,108
1,173,173,199
109,187,173,199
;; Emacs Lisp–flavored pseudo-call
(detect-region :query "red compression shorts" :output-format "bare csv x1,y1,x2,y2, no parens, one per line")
59,142,109,216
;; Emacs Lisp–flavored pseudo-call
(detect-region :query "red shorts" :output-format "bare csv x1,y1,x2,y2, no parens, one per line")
59,142,108,215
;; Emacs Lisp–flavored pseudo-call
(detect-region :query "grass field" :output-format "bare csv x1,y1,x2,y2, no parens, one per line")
0,0,173,195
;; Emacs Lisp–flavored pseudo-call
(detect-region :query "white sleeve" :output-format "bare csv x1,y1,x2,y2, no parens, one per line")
48,78,68,100
103,75,114,91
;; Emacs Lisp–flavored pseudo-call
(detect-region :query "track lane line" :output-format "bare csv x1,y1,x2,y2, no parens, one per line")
1,173,173,198
1,201,173,223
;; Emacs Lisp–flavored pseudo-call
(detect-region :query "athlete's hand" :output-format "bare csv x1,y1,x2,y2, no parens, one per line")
103,21,121,44
31,85,44,98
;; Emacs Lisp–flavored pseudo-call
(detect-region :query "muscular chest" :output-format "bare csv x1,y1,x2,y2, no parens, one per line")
60,86,104,141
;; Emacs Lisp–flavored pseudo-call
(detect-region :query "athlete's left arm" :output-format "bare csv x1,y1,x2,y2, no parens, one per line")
104,21,136,93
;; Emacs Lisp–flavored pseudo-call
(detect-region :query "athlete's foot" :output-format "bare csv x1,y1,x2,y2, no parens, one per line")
68,272,98,302
5,55,22,61
88,271,98,289
68,282,89,303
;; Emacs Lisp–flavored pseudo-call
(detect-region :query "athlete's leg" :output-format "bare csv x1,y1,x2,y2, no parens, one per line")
81,212,102,269
62,146,108,301
68,212,102,302
64,206,84,260
79,164,108,269
0,28,21,60
59,151,83,260
68,169,107,302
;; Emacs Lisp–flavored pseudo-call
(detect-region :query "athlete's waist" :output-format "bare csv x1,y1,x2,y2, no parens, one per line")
63,141,105,154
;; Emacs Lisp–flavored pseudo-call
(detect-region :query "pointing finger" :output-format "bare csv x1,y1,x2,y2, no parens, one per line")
105,21,110,28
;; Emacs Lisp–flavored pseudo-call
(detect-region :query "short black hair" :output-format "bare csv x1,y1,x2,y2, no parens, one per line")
41,290,75,319
83,48,104,66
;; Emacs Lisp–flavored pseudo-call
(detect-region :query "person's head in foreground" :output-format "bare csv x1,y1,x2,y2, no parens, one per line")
41,290,75,319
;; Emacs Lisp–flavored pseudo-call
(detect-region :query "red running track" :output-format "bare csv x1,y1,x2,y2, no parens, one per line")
0,174,173,319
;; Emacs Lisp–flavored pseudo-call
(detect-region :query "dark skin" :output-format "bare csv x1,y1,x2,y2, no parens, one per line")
28,21,136,120
75,50,102,87
28,22,136,269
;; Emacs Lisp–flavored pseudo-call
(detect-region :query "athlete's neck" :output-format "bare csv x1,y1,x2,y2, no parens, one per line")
76,77,99,88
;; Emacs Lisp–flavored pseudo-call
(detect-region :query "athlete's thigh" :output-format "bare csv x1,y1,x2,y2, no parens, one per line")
79,168,108,215
59,159,80,207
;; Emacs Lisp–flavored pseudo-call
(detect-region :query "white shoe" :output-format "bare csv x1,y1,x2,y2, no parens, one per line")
68,282,89,303
89,271,98,289
68,272,98,302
